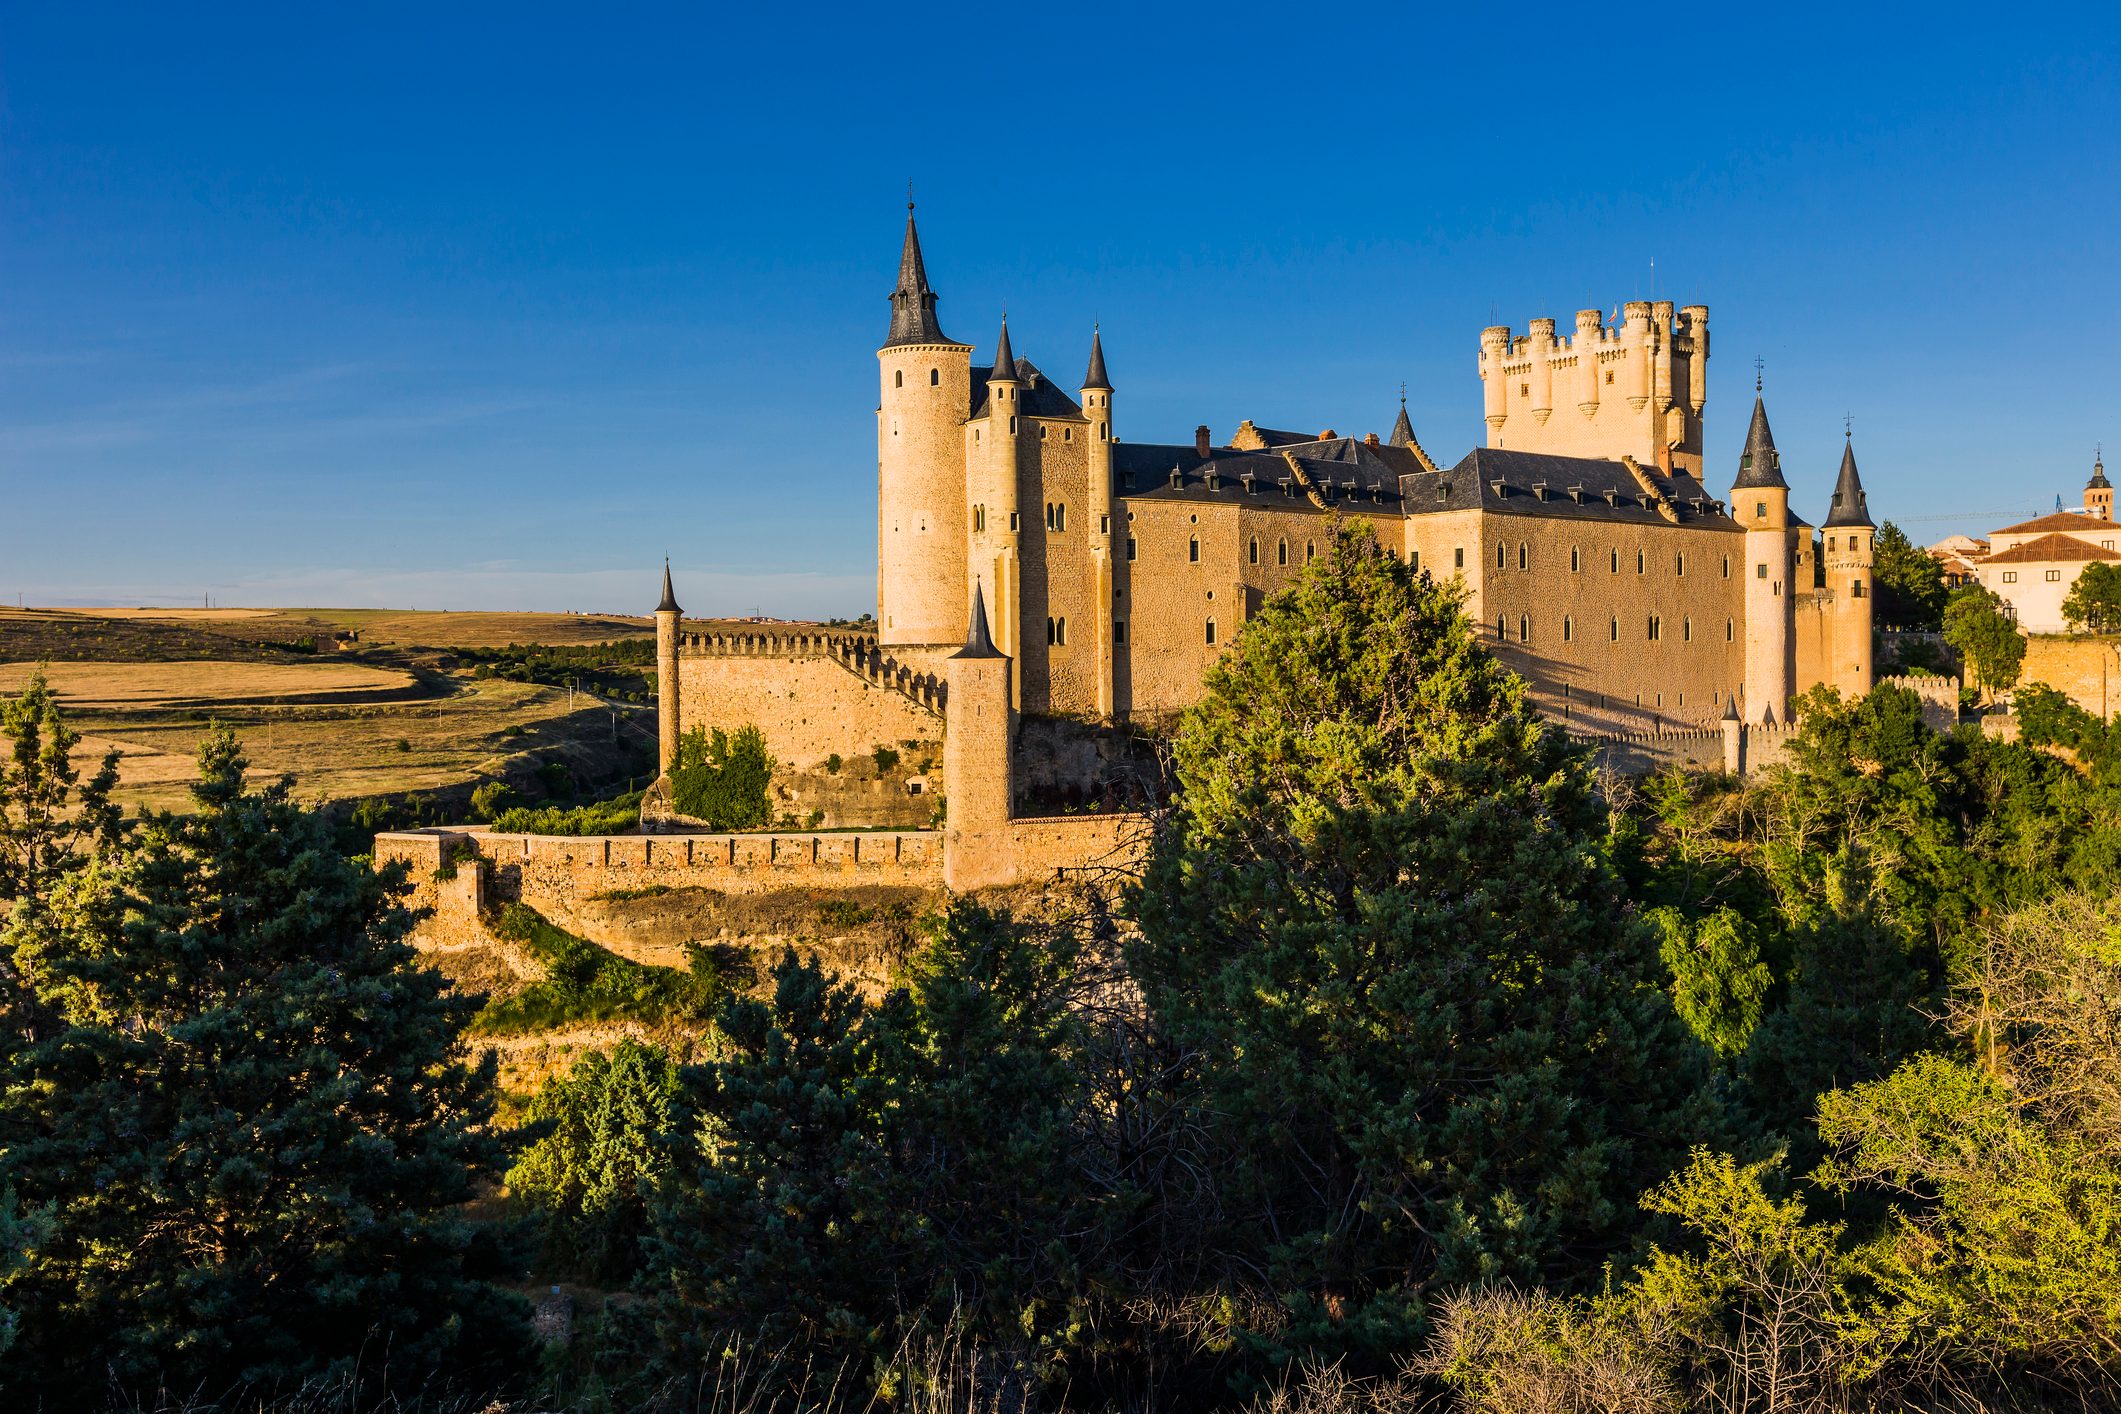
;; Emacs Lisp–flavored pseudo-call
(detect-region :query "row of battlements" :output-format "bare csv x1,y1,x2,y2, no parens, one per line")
375,826,943,891
1482,302,1709,361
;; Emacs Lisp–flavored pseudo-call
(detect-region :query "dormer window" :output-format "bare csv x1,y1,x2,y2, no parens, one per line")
1568,485,1585,503
1170,467,1184,490
1242,473,1257,495
1491,480,1508,498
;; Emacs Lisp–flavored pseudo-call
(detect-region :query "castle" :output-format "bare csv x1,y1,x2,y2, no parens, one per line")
637,208,1885,888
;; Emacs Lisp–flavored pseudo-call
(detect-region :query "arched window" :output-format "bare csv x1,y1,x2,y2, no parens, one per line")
1610,549,1620,573
1306,540,1316,562
1684,617,1693,641
1726,618,1735,642
1648,614,1661,641
1497,614,1508,639
1723,554,1731,578
1571,546,1580,572
928,368,939,386
1248,536,1259,565
1609,615,1619,642
1519,614,1529,641
1637,549,1646,575
1497,541,1507,569
1278,538,1289,566
1563,616,1574,642
894,370,904,388
1205,619,1217,645
1518,544,1528,570
1189,536,1200,563
973,505,986,532
1676,552,1686,576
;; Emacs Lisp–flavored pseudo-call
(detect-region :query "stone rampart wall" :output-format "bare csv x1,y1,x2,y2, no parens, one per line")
2022,636,2121,719
675,652,942,773
376,827,945,949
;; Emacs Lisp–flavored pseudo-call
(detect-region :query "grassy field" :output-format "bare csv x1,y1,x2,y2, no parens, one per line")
1,607,685,815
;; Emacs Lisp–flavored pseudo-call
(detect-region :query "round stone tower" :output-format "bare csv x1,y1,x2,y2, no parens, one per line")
1822,434,1876,698
877,205,972,646
1080,327,1116,717
1733,387,1793,724
654,560,682,775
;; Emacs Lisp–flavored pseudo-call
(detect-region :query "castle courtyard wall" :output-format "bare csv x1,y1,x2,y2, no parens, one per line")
675,646,943,771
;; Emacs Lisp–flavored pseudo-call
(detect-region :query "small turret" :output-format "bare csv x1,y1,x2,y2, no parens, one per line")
1732,392,1787,490
990,315,1017,385
2088,449,2112,522
1081,327,1116,716
1082,325,1110,391
943,583,1015,890
1823,435,1876,696
1737,377,1793,725
654,559,683,776
1389,395,1415,448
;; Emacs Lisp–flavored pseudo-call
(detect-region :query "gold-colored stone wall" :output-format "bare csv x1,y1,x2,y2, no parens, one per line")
675,651,941,771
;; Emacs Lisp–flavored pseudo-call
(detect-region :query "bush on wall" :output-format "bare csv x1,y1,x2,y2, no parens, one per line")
669,724,773,831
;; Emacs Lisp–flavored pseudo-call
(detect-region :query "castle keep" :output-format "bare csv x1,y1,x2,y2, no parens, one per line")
640,208,1884,886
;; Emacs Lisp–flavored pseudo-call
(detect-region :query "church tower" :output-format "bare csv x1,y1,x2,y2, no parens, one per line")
1080,327,1116,717
2088,451,2112,522
878,205,973,646
1822,434,1876,698
1734,386,1793,723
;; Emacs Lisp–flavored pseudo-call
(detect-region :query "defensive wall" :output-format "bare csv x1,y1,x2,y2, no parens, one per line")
1582,674,1959,776
2021,635,2121,718
671,630,945,771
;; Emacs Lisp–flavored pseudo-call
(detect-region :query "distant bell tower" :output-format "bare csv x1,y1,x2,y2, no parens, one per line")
1733,381,1793,724
2088,450,2113,522
877,205,973,646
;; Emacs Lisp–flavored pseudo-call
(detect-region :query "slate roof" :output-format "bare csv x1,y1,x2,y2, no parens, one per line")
1112,435,1414,511
970,359,1084,420
1411,448,1739,528
656,560,681,614
1731,395,1787,491
1082,328,1111,391
1823,439,1873,528
1992,510,2112,537
883,208,953,348
953,581,1004,659
1981,533,2121,565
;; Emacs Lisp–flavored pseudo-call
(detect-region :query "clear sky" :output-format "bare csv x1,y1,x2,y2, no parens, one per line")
3,5,2118,618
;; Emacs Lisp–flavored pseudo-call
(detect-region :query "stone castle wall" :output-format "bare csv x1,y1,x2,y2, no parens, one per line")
2021,635,2121,718
673,632,944,772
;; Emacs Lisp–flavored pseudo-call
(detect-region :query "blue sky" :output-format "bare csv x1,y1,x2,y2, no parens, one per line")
3,4,2117,617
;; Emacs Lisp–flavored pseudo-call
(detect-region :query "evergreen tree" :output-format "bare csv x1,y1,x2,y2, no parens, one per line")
1870,521,1950,632
0,727,526,1403
508,1039,680,1283
0,669,121,912
1129,521,1716,1360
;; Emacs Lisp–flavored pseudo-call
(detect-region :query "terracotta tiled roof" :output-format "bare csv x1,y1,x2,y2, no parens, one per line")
1992,511,2110,537
1980,533,2121,566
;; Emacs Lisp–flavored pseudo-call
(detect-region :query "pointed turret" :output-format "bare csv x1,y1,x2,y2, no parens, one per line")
883,205,950,347
1732,394,1786,490
2090,451,2111,491
1389,397,1415,448
1082,326,1111,391
656,558,682,614
990,316,1017,383
953,582,1004,660
1824,437,1873,527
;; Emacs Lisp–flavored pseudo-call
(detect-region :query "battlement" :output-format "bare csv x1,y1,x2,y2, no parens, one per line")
1480,301,1709,475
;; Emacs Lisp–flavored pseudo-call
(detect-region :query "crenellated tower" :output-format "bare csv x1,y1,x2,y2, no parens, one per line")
1821,434,1876,697
1734,388,1793,723
1080,327,1116,717
877,204,973,646
1479,301,1710,474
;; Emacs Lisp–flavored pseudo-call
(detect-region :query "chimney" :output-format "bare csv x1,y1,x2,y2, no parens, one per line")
1319,429,1337,440
1195,425,1212,458
1363,432,1380,446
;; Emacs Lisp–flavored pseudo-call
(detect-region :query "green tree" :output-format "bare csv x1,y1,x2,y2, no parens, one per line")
650,904,1099,1388
1870,521,1950,632
509,1039,679,1283
1651,906,1772,1060
0,727,526,1403
2061,560,2121,635
1129,521,1715,1359
1942,585,2026,698
669,724,773,829
0,670,121,912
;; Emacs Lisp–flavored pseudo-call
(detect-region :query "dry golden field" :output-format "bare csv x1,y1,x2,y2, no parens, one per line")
0,661,419,708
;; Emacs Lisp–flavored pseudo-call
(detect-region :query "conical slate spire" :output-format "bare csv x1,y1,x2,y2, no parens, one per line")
1389,396,1415,448
1731,395,1787,490
990,316,1017,382
1082,326,1111,390
952,582,1003,660
883,205,950,348
1824,436,1873,528
656,559,682,614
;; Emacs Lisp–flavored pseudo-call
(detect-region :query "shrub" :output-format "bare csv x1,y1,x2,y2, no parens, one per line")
872,745,901,773
824,753,843,775
490,789,643,836
472,904,725,1035
669,725,773,830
